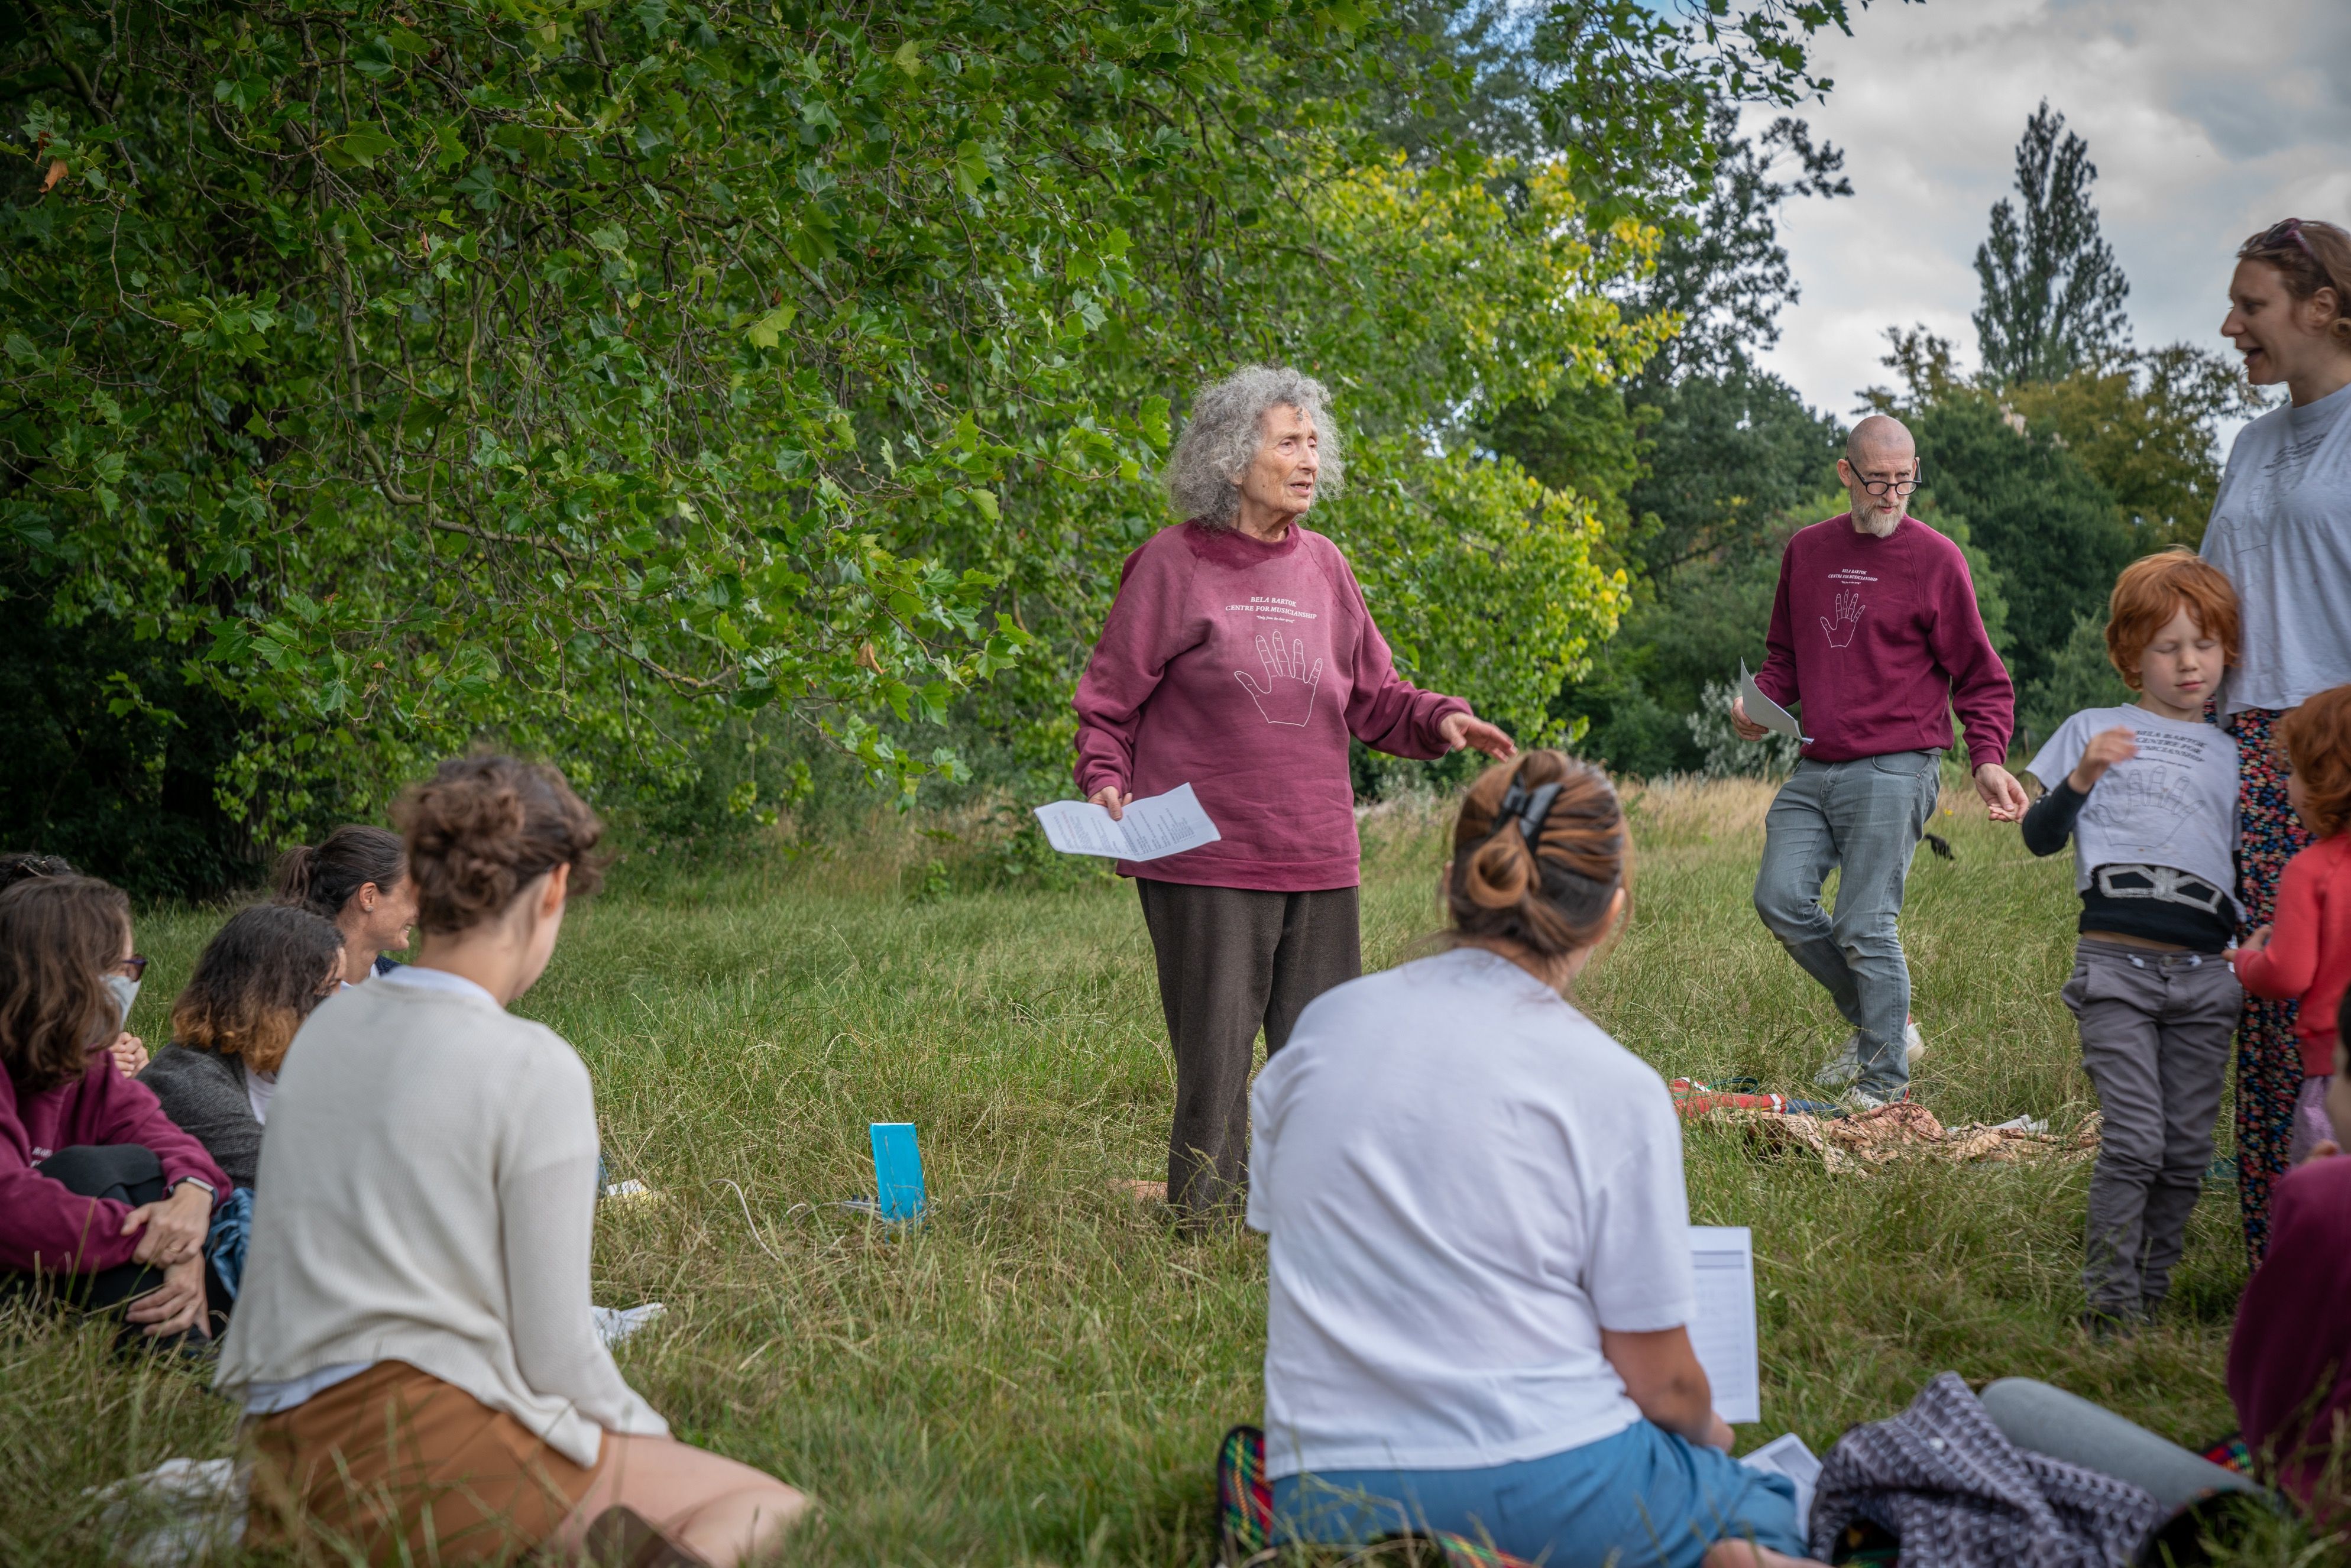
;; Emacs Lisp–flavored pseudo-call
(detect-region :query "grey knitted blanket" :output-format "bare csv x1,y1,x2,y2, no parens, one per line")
1809,1372,2165,1567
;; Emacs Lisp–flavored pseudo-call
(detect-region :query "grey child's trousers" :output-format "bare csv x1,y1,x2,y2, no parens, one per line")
2062,938,2240,1314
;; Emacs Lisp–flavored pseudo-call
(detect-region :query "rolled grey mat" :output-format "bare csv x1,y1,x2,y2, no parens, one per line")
1979,1378,2263,1511
1981,1377,2270,1564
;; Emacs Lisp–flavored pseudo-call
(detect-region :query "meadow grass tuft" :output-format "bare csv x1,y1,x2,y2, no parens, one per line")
5,779,2342,1564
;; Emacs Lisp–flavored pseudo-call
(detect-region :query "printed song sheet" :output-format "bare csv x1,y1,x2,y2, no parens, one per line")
1738,660,1813,746
1689,1225,1761,1424
1034,783,1223,863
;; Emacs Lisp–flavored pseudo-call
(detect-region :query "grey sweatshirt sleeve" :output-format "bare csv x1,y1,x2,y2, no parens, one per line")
137,1047,264,1191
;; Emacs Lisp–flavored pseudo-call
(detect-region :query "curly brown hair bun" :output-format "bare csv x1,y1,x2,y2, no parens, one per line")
1446,751,1630,960
393,755,605,936
0,875,131,1094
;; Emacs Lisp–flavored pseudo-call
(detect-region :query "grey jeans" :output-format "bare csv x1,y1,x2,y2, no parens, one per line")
1135,879,1361,1217
1753,751,1941,1097
2062,938,2239,1313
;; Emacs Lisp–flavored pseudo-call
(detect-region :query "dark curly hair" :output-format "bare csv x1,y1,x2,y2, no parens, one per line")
393,755,605,935
0,876,132,1094
1445,751,1631,963
169,905,346,1074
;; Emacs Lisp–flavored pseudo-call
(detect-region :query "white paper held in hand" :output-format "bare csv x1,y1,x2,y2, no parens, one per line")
1738,660,1813,746
1034,782,1223,863
1689,1224,1761,1425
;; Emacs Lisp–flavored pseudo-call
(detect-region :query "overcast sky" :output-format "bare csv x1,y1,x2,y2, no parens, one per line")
1748,0,2351,432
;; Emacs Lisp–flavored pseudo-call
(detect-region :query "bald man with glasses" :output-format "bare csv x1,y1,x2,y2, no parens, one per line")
1732,414,2027,1106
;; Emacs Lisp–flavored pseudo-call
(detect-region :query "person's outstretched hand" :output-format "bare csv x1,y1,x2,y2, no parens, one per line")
2229,924,2273,960
1730,697,1769,743
1440,711,1516,761
1086,784,1135,822
1975,763,2028,822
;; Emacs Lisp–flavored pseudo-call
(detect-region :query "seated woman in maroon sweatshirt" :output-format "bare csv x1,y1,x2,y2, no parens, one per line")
0,874,231,1346
2229,987,2351,1520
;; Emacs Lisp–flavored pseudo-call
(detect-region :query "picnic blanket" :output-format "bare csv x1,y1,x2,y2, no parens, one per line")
1216,1426,1538,1568
1717,1103,2101,1174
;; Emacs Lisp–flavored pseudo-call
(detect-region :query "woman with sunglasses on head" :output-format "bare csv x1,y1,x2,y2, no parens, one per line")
1249,752,1821,1567
0,876,232,1347
2202,218,2351,1261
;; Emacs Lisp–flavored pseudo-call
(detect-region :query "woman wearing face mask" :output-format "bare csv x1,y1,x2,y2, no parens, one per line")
0,876,232,1347
2202,218,2351,1259
1,851,150,1077
273,824,420,985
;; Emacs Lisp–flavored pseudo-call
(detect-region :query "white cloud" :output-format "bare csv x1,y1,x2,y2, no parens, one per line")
1750,0,2351,427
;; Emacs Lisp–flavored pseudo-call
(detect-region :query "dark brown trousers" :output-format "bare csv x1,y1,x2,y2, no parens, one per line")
1136,878,1361,1216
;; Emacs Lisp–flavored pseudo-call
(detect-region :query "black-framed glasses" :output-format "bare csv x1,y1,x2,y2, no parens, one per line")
116,954,150,981
1856,470,1921,498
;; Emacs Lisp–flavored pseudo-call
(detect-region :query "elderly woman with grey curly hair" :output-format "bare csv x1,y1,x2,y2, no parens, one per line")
1074,365,1515,1216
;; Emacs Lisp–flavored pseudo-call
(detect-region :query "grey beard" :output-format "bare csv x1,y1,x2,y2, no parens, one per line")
1854,504,1903,537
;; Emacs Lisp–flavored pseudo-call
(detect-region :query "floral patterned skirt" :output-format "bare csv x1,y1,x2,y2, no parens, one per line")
2230,706,2311,1262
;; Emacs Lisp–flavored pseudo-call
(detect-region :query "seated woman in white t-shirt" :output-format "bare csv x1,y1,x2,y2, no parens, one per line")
1249,751,1820,1568
216,755,807,1567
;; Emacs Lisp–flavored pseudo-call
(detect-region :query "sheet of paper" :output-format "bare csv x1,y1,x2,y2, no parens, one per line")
1740,1432,1820,1527
1033,782,1223,862
1738,660,1813,746
1690,1224,1761,1424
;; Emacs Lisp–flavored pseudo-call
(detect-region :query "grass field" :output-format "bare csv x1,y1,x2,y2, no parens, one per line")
4,776,2339,1565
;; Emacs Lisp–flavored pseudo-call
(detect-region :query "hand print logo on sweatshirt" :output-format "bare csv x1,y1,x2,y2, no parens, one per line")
1821,588,1866,649
2083,762,2200,855
1236,633,1324,726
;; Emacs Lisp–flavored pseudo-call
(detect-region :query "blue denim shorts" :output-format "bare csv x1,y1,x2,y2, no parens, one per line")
1271,1418,1804,1568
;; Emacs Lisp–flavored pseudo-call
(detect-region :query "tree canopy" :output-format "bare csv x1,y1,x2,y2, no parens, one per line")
6,0,1890,887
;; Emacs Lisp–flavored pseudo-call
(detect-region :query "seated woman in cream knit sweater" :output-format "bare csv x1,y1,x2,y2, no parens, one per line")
216,754,805,1567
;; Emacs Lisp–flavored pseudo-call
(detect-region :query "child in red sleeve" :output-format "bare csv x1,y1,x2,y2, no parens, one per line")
2233,684,2351,1167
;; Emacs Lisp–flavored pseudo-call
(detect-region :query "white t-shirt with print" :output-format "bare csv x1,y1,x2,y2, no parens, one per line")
2023,705,2240,916
1247,946,1695,1480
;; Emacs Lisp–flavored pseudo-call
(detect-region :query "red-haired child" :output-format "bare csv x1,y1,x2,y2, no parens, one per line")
2233,682,2351,1169
2022,550,2245,1336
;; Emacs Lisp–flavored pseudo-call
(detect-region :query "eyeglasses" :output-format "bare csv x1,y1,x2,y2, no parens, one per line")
116,954,150,981
1854,469,1922,498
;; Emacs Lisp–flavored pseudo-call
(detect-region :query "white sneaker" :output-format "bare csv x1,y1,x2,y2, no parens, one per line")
1816,1018,1925,1088
1814,1032,1864,1089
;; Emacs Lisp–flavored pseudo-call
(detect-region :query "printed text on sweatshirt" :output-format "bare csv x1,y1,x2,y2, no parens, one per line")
1073,521,1467,891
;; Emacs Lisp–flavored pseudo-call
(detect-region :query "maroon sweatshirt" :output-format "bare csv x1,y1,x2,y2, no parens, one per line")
1,1056,229,1275
1074,520,1468,890
1752,514,2014,769
2229,1154,2351,1517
